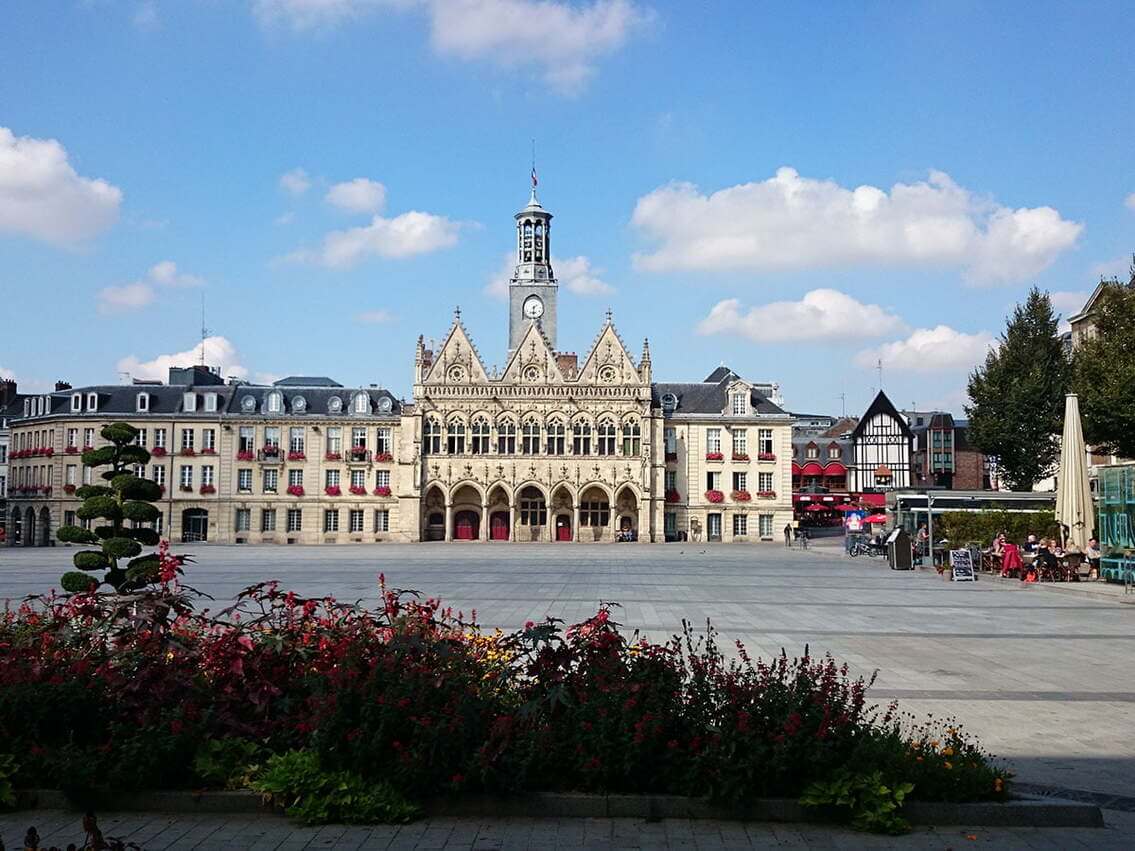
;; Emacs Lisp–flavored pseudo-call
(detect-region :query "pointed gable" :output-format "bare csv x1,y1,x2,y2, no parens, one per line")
499,322,566,384
576,322,641,386
422,320,489,385
852,391,914,439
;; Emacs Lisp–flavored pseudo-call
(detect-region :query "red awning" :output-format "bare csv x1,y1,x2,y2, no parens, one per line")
791,462,801,474
856,493,886,507
800,462,824,476
823,462,847,475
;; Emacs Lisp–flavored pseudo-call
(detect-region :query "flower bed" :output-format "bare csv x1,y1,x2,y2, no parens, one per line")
705,452,724,461
705,489,724,503
0,579,1010,832
731,489,751,502
287,485,305,497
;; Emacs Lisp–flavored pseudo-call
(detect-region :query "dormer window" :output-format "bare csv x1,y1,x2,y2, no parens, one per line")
70,394,81,413
328,396,343,414
183,392,197,412
731,394,746,416
204,393,218,412
353,393,369,414
267,391,283,413
661,393,678,414
86,392,98,412
136,393,149,413
25,399,33,417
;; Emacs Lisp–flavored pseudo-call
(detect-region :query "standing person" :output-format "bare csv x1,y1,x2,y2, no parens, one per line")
784,522,793,548
800,527,810,550
916,523,929,560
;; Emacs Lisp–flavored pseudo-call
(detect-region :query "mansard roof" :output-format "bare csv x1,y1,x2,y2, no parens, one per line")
652,367,787,417
273,376,343,387
225,385,400,417
851,390,914,439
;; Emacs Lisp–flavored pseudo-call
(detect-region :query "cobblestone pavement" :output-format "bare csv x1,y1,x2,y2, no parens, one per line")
3,541,1134,801
3,810,1135,851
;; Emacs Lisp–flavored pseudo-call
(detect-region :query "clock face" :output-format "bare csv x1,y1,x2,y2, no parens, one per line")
523,295,544,319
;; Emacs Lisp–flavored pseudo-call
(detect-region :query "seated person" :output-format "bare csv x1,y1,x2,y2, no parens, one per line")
1034,539,1059,576
1086,537,1101,565
991,533,1006,558
1023,534,1039,554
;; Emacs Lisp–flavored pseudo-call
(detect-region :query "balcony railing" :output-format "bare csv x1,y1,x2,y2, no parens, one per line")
258,447,284,463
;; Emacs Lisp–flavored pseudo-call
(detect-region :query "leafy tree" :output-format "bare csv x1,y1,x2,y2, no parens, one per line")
1073,261,1135,458
965,288,1070,490
56,422,172,593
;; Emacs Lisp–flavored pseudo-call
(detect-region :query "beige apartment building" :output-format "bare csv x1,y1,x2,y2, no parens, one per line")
5,190,792,546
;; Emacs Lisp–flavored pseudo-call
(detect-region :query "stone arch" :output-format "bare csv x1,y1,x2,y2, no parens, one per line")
422,483,447,541
577,483,612,543
549,483,575,542
614,483,641,540
9,507,21,546
450,483,482,541
486,483,512,541
38,506,51,547
515,482,549,542
24,507,36,547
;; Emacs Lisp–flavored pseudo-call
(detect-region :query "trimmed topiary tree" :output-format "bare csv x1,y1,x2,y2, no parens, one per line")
57,422,169,593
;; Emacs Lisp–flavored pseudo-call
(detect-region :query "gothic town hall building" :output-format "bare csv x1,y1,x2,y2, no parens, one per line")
4,190,794,546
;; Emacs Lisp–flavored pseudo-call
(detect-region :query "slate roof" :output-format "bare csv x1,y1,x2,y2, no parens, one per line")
273,376,343,387
227,385,400,418
652,367,788,417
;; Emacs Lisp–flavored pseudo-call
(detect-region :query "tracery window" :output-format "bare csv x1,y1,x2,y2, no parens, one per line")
597,418,616,456
546,419,565,455
423,418,441,455
471,417,490,454
522,418,541,455
447,420,466,455
572,421,592,455
497,419,516,454
621,420,641,457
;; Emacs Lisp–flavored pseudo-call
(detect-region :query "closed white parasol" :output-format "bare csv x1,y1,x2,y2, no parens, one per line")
1055,393,1095,551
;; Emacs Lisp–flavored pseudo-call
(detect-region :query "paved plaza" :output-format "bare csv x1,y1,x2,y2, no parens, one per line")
3,541,1134,845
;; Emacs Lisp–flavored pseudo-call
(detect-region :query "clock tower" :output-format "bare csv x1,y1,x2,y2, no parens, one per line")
508,181,558,354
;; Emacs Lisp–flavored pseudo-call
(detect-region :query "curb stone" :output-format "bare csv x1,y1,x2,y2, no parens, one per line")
14,789,1104,828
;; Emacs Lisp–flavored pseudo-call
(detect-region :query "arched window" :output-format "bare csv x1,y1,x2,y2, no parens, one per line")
534,222,544,262
621,420,641,457
546,418,565,455
518,486,546,526
522,221,533,262
572,421,592,455
471,417,490,454
446,419,466,455
423,418,441,455
353,393,370,414
497,419,516,454
267,391,283,413
521,417,541,455
597,418,617,456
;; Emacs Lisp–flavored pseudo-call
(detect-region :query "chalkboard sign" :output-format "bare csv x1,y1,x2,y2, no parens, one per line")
950,548,976,582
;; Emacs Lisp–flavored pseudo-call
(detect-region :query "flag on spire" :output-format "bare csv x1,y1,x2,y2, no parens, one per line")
531,166,538,188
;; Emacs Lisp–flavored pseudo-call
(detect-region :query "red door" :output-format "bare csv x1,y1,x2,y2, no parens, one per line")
556,515,572,542
490,512,509,541
454,511,478,540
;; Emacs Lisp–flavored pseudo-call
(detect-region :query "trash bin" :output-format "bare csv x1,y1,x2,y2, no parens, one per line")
887,528,913,570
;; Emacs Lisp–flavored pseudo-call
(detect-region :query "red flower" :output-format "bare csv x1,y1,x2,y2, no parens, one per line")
324,452,342,461
731,490,751,502
705,489,724,503
287,485,305,497
665,489,681,503
287,451,306,461
705,451,724,461
325,485,342,496
758,452,776,461
236,450,254,461
732,452,750,462
150,446,167,457
349,485,367,496
372,485,391,496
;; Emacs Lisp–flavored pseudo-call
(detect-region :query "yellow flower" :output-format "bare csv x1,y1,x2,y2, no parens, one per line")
944,761,953,770
942,747,954,757
930,740,940,749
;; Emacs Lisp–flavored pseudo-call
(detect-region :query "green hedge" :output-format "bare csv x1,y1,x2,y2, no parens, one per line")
935,511,1061,547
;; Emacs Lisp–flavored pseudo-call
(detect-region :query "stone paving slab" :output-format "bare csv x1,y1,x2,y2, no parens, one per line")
3,542,1133,800
3,810,1134,850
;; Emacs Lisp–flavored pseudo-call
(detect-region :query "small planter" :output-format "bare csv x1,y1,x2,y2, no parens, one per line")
732,453,750,462
373,486,392,497
286,485,305,497
179,448,196,457
731,490,752,502
64,446,79,455
150,447,167,457
758,452,776,462
349,486,367,496
63,485,76,495
324,452,343,461
199,484,216,495
756,490,776,499
287,451,306,461
374,452,393,463
236,451,255,461
200,448,217,456
705,452,724,461
705,489,724,503
325,485,342,496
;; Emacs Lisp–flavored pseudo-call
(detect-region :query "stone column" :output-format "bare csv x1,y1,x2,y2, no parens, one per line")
444,502,453,542
608,502,617,543
637,500,650,543
573,503,580,542
509,502,516,542
480,502,489,542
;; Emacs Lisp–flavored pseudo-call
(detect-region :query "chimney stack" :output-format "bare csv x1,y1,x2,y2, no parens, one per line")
54,380,72,392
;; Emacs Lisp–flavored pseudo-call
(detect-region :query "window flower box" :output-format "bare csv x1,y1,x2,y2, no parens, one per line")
757,452,776,461
179,485,193,493
287,451,306,461
236,450,255,461
705,452,724,461
731,452,750,462
665,489,681,503
374,452,393,463
757,490,777,499
179,447,196,457
349,485,367,496
150,446,167,457
349,447,369,461
64,445,79,455
664,451,678,462
373,486,392,497
63,484,76,495
286,485,305,497
325,485,342,496
200,448,216,455
731,489,752,502
705,489,724,503
199,484,216,495
324,451,342,461
262,445,281,457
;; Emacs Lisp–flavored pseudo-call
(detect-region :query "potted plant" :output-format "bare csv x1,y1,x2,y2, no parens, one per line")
179,447,196,457
150,446,167,457
732,452,750,462
287,450,306,461
731,489,752,501
705,489,724,503
236,450,255,461
325,485,342,496
758,452,776,461
705,451,724,461
375,452,393,462
324,451,342,461
286,484,305,497
757,490,777,499
373,486,392,497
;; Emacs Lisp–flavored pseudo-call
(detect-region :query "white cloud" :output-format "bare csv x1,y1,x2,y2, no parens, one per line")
97,261,204,314
631,168,1082,284
558,256,614,296
696,289,906,343
1049,290,1089,316
484,252,513,300
0,126,122,246
355,308,395,323
326,177,387,214
97,283,156,314
854,326,996,373
117,336,248,382
253,0,649,93
279,167,311,196
288,210,461,268
1125,192,1135,211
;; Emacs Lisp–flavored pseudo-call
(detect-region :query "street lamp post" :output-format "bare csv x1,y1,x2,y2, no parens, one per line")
926,491,935,567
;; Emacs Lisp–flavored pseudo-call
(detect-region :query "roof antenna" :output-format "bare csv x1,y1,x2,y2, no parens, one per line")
838,392,846,418
200,293,210,367
876,358,883,391
530,139,538,202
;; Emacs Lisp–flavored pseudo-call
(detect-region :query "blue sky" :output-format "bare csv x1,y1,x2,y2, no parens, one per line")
2,0,1133,416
